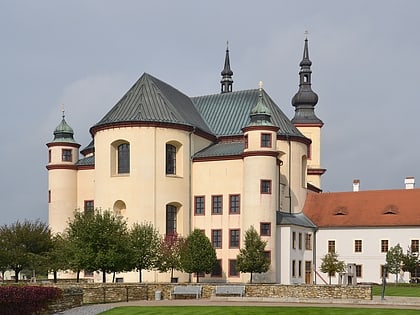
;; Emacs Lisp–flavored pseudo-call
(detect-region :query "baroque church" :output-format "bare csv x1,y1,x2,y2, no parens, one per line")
46,38,325,284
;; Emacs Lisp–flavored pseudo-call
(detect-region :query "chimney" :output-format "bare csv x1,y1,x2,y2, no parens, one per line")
353,179,360,192
405,176,415,189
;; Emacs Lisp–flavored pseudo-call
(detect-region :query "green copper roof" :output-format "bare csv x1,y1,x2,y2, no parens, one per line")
191,89,304,138
193,142,244,159
52,117,77,143
92,73,213,135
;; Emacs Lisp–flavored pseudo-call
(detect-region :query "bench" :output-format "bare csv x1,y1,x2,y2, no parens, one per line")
171,285,202,299
214,285,245,297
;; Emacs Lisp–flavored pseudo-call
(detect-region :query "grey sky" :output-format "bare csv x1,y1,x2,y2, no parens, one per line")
1,1,419,224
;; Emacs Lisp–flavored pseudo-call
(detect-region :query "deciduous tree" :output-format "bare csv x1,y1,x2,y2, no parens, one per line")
402,247,418,283
156,233,185,282
236,226,270,283
386,243,404,283
180,229,217,283
129,222,161,283
320,251,345,284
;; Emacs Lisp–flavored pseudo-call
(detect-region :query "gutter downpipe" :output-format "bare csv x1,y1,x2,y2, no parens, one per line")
287,135,292,213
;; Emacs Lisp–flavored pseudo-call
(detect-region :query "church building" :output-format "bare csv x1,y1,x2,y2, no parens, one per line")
47,38,325,284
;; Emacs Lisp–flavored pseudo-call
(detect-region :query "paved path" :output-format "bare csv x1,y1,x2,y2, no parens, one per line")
54,296,420,315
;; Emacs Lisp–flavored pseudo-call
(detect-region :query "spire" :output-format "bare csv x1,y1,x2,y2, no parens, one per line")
247,81,273,127
291,34,323,125
220,41,233,93
52,108,77,143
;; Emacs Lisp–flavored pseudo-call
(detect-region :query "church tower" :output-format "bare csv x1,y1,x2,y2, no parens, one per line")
291,36,325,189
46,111,80,233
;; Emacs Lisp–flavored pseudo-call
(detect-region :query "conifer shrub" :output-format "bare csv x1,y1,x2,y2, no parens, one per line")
0,286,62,315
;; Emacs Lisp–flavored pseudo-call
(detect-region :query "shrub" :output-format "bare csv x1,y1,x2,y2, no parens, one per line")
0,286,62,315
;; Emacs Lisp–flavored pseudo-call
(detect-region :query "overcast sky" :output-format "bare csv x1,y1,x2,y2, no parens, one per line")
1,1,419,225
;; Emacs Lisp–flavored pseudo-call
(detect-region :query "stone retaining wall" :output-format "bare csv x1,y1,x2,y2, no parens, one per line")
49,283,371,311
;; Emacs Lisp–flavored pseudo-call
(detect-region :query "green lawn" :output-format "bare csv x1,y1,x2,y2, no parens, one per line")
99,306,419,315
372,284,420,297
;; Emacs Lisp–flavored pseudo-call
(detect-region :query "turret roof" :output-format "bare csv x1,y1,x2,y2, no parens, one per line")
51,115,77,144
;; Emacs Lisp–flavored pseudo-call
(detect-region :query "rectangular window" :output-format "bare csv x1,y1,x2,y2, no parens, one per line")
411,240,419,253
62,149,72,162
84,200,94,216
292,231,296,249
211,259,222,277
328,240,336,253
48,150,51,163
229,194,240,214
194,196,205,215
260,222,271,236
229,259,239,277
166,205,177,235
260,180,272,194
212,195,223,214
298,233,303,250
292,260,296,277
356,265,362,278
229,229,240,248
261,133,272,147
166,143,177,175
211,229,222,248
298,260,302,277
305,233,312,250
244,135,248,149
48,190,51,203
264,251,271,265
381,240,389,253
354,240,362,253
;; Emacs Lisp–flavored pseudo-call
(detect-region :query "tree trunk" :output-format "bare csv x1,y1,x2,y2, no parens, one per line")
250,272,253,284
76,270,80,283
53,271,58,283
14,270,19,283
102,270,106,283
139,269,142,283
196,273,199,283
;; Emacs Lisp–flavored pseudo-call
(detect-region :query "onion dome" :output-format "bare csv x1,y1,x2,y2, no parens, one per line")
51,110,77,143
247,81,274,127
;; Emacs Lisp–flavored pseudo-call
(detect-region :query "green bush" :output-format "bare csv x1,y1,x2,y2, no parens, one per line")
0,286,62,315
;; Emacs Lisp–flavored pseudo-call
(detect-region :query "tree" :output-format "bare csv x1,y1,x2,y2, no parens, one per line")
180,229,217,283
236,226,270,283
386,243,404,283
0,220,52,282
156,233,185,282
46,233,72,283
67,210,131,283
320,251,345,284
402,247,419,283
129,222,161,283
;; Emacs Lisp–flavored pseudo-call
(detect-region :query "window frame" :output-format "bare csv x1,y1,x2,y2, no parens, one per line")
229,194,240,214
381,239,389,253
211,195,223,215
260,222,271,236
165,205,177,235
84,200,94,216
229,229,240,248
411,239,419,253
62,148,72,162
229,259,239,277
117,143,130,174
260,179,272,194
261,133,272,148
356,264,362,278
211,229,222,249
211,259,223,277
165,143,177,175
354,239,362,253
194,196,205,216
328,240,336,253
305,233,312,250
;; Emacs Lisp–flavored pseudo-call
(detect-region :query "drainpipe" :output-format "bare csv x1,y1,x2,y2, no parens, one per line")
188,127,195,235
287,135,292,213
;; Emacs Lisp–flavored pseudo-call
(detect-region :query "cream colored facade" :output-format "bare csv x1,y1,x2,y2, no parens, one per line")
47,41,323,284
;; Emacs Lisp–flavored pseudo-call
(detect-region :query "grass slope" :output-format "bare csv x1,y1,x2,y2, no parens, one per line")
372,285,420,297
100,306,420,315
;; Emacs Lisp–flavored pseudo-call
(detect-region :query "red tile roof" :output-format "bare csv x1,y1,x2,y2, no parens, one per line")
303,189,420,228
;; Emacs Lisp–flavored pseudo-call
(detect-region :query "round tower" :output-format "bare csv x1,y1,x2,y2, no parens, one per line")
241,82,280,282
46,111,80,233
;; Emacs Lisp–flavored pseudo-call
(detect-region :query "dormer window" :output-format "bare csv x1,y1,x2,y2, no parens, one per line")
383,205,398,215
261,133,272,148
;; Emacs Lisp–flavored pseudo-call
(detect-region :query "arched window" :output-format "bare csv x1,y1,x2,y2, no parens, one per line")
118,143,130,174
166,143,176,175
166,205,177,235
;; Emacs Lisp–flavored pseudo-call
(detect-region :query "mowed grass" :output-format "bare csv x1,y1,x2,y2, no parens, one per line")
372,284,420,297
99,306,419,315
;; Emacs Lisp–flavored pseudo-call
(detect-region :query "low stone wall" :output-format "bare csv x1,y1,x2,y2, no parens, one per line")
46,286,83,314
49,283,371,310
